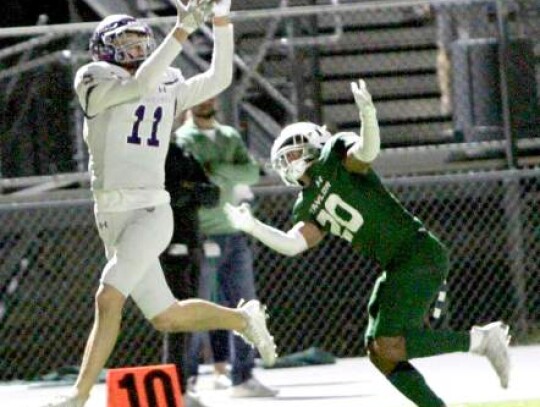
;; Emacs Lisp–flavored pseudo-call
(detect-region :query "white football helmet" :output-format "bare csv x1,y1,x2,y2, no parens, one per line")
90,14,155,67
271,122,331,186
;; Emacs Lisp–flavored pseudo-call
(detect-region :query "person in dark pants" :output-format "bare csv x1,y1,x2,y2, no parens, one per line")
160,139,220,407
177,98,278,398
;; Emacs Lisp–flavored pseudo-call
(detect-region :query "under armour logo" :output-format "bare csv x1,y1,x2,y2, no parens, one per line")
98,221,108,229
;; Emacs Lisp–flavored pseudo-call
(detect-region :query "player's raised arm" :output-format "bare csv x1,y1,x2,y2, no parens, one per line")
74,0,213,116
176,0,234,110
211,0,232,26
224,203,323,256
135,0,214,93
345,79,381,172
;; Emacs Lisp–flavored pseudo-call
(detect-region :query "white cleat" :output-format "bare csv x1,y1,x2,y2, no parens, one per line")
184,390,210,407
230,377,279,398
235,299,278,367
41,391,86,407
213,373,232,390
470,321,511,388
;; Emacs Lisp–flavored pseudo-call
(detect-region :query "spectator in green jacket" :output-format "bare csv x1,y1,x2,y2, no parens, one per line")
175,97,278,398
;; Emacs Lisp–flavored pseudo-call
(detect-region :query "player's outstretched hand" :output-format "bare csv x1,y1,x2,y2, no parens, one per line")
175,0,213,34
350,79,375,115
212,0,231,17
224,203,256,234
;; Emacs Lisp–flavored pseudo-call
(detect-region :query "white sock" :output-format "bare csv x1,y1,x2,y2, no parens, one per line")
469,327,484,353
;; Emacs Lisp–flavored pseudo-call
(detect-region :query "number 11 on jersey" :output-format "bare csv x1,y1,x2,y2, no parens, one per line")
127,105,163,147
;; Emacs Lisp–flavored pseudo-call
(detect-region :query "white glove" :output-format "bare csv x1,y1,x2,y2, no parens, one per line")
225,203,309,256
224,203,256,234
212,0,231,17
350,79,375,117
175,0,213,34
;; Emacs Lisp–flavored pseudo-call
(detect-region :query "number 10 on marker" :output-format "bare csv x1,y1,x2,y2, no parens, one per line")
107,364,183,407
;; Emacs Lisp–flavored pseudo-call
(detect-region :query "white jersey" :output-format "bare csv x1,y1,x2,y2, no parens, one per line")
74,25,234,212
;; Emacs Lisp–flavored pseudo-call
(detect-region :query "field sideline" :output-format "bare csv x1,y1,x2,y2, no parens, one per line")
465,402,540,406
2,345,539,407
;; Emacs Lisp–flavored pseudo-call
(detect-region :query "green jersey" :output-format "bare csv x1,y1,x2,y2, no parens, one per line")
293,133,435,268
176,119,260,235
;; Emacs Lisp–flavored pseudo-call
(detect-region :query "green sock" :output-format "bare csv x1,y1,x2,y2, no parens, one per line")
405,329,470,358
388,361,445,407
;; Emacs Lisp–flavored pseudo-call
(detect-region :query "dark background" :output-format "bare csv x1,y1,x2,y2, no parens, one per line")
1,0,71,29
0,1,100,178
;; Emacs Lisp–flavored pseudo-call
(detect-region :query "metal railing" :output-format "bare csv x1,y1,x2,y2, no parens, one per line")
1,0,538,176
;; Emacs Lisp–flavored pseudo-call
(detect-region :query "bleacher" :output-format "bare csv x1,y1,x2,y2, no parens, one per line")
224,0,540,174
230,0,451,150
0,0,538,178
9,0,537,155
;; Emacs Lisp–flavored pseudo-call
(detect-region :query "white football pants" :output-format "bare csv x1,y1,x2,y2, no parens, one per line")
94,204,175,319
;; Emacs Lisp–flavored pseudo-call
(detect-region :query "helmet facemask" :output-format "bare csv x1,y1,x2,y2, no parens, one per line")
91,15,156,68
272,137,318,186
271,122,331,186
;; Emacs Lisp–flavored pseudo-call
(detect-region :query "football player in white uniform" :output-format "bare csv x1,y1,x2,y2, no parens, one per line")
44,1,276,406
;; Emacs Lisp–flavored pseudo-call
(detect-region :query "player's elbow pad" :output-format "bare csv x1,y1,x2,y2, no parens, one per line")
251,223,308,257
281,230,309,256
351,109,380,163
351,136,380,163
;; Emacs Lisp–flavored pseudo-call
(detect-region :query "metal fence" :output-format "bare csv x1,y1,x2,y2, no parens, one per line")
0,0,539,174
1,168,538,380
0,0,539,384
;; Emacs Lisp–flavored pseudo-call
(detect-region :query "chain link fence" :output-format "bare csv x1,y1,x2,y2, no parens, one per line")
0,0,538,384
1,168,538,380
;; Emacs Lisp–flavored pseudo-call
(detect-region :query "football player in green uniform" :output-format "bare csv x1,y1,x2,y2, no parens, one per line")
224,79,511,406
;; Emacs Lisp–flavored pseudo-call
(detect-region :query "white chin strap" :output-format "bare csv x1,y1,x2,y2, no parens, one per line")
285,160,309,185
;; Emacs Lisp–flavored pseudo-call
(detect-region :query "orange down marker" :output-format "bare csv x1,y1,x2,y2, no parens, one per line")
107,364,183,407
